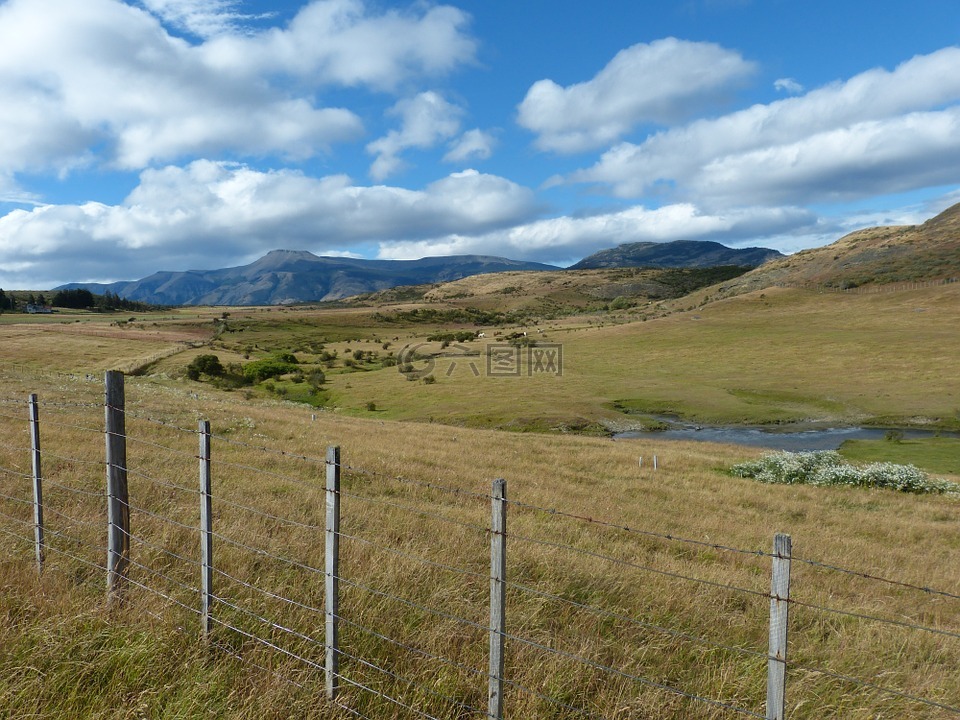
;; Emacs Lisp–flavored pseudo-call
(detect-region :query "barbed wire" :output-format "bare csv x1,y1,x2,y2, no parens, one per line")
506,495,771,560
506,529,769,601
331,642,481,719
788,596,960,640
336,574,489,635
0,441,31,454
342,462,493,503
43,505,102,529
338,488,488,535
123,466,197,496
125,434,200,461
502,630,764,719
42,476,104,498
508,579,766,662
38,449,103,467
0,464,31,480
792,555,960,602
0,507,33,528
337,528,484,582
212,567,325,617
211,530,325,578
335,610,487,685
121,498,198,533
37,416,103,435
332,665,444,720
123,527,201,570
785,657,960,714
0,490,33,506
214,495,321,531
500,674,609,719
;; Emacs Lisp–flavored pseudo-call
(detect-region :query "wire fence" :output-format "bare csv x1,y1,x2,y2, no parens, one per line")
1,372,959,718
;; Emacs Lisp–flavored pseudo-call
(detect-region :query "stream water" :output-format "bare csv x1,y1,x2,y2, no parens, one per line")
615,423,956,452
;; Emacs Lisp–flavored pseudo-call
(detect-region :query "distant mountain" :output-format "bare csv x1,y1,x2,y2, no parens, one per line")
715,201,960,295
570,239,783,270
57,250,559,306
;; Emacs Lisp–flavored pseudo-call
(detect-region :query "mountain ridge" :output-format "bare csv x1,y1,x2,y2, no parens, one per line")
570,239,783,270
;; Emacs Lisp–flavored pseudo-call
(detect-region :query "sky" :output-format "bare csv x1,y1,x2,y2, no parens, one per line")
1,0,959,289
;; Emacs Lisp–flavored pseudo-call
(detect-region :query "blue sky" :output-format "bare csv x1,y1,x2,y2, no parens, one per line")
1,0,959,289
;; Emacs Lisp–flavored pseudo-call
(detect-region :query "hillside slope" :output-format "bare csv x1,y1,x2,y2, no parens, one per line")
570,239,782,270
716,202,960,295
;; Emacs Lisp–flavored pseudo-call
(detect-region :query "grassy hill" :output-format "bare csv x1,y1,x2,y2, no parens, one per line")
713,202,960,296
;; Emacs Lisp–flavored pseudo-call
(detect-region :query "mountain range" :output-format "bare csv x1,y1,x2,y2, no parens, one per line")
570,239,783,269
58,251,558,306
58,239,784,306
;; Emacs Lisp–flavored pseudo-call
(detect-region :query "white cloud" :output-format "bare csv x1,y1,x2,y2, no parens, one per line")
444,129,497,164
201,0,477,92
0,162,539,287
571,47,960,205
517,38,755,153
0,0,371,177
377,203,816,263
774,77,804,94
142,0,265,38
0,0,477,186
367,92,463,180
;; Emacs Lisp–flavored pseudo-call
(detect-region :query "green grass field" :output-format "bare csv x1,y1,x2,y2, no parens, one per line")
840,437,960,475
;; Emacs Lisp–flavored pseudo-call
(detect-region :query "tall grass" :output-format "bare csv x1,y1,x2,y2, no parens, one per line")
1,366,959,718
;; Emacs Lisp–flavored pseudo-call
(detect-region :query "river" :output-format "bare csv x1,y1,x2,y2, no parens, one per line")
614,423,956,451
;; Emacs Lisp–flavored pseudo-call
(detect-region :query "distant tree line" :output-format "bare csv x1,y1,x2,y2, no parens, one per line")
0,287,160,313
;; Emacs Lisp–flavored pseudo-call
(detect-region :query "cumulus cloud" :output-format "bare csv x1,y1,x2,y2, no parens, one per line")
517,38,755,153
444,129,497,164
571,47,960,206
0,162,539,288
0,0,476,182
377,203,817,263
201,0,477,91
367,92,463,180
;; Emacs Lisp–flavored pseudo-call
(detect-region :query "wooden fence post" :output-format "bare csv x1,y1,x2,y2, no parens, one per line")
199,420,213,641
325,445,341,701
766,533,792,720
489,478,507,720
29,393,44,573
105,371,130,598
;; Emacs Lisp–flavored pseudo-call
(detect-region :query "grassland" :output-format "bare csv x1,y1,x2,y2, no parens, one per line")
1,279,959,718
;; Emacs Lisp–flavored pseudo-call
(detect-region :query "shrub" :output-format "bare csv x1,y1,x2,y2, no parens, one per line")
186,354,224,381
243,358,298,383
732,450,958,494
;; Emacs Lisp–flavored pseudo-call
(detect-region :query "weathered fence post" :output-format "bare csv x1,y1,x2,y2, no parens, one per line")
766,532,792,720
489,478,507,720
199,420,213,641
105,371,130,599
325,445,341,701
29,393,44,573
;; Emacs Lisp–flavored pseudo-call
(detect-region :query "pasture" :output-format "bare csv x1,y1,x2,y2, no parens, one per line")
1,282,959,718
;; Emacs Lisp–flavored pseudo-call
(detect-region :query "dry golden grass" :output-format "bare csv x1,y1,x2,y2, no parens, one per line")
1,360,959,718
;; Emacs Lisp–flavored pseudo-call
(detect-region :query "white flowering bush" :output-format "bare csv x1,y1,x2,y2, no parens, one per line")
731,451,959,494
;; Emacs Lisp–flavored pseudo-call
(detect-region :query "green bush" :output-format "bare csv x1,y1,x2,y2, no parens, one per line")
243,358,298,383
186,354,224,381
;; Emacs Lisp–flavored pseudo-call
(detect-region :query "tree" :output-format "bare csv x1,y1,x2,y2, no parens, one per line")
186,354,225,381
0,289,8,312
